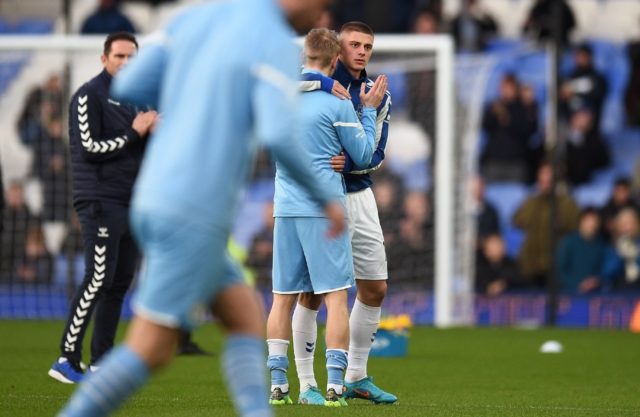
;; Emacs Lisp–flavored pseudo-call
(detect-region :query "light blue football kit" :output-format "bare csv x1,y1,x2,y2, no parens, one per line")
111,5,332,330
57,2,334,417
272,69,377,294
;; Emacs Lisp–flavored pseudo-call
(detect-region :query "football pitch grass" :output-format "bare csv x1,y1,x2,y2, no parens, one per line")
1,321,639,417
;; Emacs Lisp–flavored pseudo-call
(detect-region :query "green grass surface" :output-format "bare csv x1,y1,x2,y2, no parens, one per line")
1,321,639,416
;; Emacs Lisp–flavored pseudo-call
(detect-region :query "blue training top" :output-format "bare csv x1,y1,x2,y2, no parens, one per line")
300,60,392,193
274,69,377,218
111,0,333,230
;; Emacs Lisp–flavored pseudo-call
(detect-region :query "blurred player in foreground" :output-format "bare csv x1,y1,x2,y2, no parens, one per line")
266,28,387,407
56,0,337,416
296,21,397,404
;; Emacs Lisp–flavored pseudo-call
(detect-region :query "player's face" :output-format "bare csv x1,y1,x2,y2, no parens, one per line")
101,40,137,76
339,30,374,77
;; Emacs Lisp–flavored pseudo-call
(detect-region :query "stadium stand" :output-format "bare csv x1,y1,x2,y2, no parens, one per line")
1,0,640,327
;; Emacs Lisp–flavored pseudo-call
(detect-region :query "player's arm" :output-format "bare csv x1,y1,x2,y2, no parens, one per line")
300,72,350,100
253,62,345,236
339,77,391,174
335,102,376,167
111,32,168,108
70,88,151,162
252,64,336,206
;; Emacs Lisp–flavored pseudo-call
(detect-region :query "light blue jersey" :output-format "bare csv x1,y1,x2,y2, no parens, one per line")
273,69,377,218
112,0,331,231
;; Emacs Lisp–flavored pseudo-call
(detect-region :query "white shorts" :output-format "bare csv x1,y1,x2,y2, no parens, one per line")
346,188,388,280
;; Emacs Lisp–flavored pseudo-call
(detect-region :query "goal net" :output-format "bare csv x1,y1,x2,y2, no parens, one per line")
0,34,483,327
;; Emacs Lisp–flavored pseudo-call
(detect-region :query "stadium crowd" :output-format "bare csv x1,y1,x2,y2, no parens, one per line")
3,0,640,298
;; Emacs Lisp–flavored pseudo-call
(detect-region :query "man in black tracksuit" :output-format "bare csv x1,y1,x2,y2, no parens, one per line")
48,32,158,383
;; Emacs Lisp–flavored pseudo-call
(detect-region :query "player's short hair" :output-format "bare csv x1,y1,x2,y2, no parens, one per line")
304,28,340,68
104,32,138,55
340,21,374,37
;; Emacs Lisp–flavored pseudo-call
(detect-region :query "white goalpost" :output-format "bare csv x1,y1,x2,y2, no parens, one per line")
0,33,474,327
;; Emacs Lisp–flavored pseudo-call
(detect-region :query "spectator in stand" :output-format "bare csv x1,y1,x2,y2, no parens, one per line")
563,108,609,186
0,182,40,282
245,202,275,291
0,160,4,235
372,168,404,247
17,74,63,146
522,0,576,46
602,207,640,292
395,191,434,288
17,226,52,284
471,176,500,242
314,7,337,30
480,73,538,184
555,208,605,294
475,234,519,296
406,7,440,148
624,39,640,127
450,0,498,52
81,0,136,34
513,163,580,288
560,44,608,132
412,6,443,35
31,116,71,256
600,178,639,241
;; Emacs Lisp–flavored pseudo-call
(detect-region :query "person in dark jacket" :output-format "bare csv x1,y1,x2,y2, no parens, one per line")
0,160,4,235
450,0,498,52
600,178,639,241
81,0,137,34
602,207,640,292
522,0,576,46
481,73,538,183
472,176,500,242
48,32,158,384
563,108,609,186
555,207,606,293
475,234,520,296
560,44,608,132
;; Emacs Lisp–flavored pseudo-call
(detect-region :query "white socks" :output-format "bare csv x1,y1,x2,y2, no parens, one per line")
267,339,289,392
292,299,382,386
345,298,381,383
292,303,318,390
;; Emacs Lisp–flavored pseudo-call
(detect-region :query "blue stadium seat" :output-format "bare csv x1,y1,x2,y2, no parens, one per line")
0,18,10,33
484,181,531,256
573,181,613,208
13,18,54,34
485,39,526,54
503,227,525,259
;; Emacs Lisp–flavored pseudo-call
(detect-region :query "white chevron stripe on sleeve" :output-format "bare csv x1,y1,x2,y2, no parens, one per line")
77,94,129,154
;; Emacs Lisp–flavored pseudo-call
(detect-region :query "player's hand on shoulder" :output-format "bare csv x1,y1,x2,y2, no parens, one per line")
330,152,346,172
361,74,388,109
132,110,158,137
331,80,351,100
324,202,345,238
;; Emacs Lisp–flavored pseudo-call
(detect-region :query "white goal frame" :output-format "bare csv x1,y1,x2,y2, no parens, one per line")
0,34,467,328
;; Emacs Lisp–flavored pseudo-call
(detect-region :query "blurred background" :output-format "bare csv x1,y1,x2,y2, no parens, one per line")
1,0,640,330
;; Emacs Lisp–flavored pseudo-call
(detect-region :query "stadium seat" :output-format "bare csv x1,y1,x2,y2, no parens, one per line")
503,226,525,258
0,18,10,33
484,181,531,256
13,18,54,34
573,181,613,208
484,39,526,54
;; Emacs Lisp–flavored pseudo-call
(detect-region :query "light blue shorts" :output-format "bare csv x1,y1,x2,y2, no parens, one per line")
130,208,244,331
272,217,354,294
